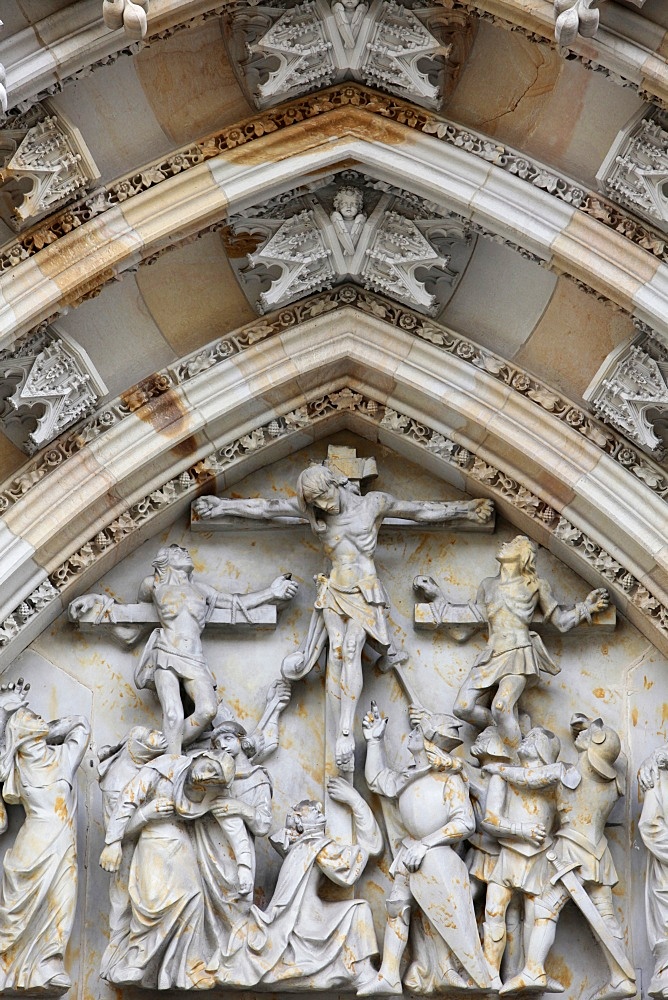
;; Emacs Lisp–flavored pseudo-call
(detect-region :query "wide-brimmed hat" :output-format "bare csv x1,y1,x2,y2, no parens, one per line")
420,713,463,752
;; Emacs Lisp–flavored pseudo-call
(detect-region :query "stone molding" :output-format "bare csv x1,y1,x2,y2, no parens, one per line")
0,88,667,337
1,0,666,116
1,298,668,670
3,287,657,515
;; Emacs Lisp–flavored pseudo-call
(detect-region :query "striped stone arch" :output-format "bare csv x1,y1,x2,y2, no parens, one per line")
1,297,667,672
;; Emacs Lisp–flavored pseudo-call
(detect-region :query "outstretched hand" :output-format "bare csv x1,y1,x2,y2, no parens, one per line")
192,496,224,519
327,776,357,805
270,575,299,603
362,701,388,742
585,588,609,615
467,499,494,523
0,678,30,715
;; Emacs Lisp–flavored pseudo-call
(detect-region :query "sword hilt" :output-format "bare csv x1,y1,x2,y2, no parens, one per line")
547,850,581,885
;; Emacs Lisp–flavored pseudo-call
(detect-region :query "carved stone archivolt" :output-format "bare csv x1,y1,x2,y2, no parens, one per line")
222,0,475,111
223,172,476,314
0,324,107,456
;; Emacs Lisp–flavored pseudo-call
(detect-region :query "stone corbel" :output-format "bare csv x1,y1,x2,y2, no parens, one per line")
102,0,150,40
554,0,648,48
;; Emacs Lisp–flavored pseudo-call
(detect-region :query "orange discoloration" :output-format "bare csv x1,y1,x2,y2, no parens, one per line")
54,795,68,823
662,703,668,724
221,107,407,167
632,706,639,727
645,676,655,690
545,955,573,989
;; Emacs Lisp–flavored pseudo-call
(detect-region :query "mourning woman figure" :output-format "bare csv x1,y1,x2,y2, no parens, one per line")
0,708,90,993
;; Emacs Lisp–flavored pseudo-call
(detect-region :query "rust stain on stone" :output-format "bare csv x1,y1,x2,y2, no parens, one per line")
220,225,267,259
121,379,197,459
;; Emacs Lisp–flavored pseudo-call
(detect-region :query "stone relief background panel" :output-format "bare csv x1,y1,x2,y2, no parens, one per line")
7,431,665,998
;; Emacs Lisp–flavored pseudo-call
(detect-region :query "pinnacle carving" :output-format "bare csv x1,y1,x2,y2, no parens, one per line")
0,103,100,231
597,107,668,234
223,0,475,110
0,325,107,455
584,322,668,459
223,172,475,314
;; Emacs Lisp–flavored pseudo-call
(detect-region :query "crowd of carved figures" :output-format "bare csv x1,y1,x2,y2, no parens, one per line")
0,447,665,995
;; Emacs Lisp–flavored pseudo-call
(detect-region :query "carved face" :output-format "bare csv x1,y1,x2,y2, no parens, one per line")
336,195,361,219
169,546,194,572
496,535,534,566
311,484,341,514
212,730,242,758
518,732,542,764
407,725,425,755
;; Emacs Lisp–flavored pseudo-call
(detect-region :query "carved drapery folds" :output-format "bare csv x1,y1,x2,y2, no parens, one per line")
0,325,107,455
584,322,668,459
597,107,668,234
553,0,647,48
222,0,476,110
0,103,100,232
102,0,150,40
223,172,476,314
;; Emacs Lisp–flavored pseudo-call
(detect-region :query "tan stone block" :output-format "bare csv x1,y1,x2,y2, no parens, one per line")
514,276,636,401
134,19,253,145
135,233,256,355
0,432,30,483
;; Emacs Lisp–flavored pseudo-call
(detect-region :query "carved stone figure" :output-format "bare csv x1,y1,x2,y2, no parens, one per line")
452,535,609,746
360,701,490,994
486,715,635,1000
331,0,368,49
638,742,668,998
69,543,298,753
98,727,168,983
99,751,251,990
213,777,382,990
0,708,90,994
481,726,562,991
196,720,274,953
102,0,149,39
194,469,492,771
330,186,366,255
465,724,524,979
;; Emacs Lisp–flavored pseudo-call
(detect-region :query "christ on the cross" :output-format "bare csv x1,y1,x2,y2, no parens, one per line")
194,465,493,771
69,543,298,753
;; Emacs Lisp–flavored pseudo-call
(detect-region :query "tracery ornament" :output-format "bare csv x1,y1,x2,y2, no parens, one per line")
597,107,668,234
584,320,668,459
0,102,100,232
224,173,475,314
0,324,107,456
222,0,475,111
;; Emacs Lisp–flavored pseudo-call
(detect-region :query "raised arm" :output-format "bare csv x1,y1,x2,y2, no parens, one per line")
539,579,609,633
482,761,568,790
193,496,302,521
327,777,384,856
363,703,402,799
49,716,90,780
378,492,493,526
